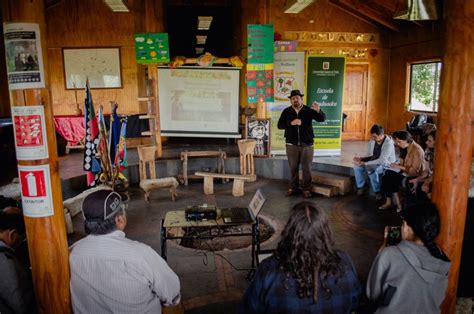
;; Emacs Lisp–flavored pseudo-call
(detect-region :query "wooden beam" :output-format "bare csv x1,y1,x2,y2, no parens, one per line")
329,0,400,32
431,1,474,313
5,0,71,312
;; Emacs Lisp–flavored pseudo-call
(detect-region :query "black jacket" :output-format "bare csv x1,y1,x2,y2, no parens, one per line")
277,105,326,146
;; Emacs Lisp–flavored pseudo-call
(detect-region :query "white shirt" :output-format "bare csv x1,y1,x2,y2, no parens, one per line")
70,230,180,314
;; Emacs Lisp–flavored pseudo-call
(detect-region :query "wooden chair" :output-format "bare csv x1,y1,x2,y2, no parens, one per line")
238,139,256,176
137,146,178,201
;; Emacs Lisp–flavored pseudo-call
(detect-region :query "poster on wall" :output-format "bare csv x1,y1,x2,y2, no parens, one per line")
246,118,271,157
246,63,274,104
274,41,298,53
3,23,45,90
134,33,170,64
247,24,274,64
306,56,346,156
18,164,54,218
12,105,49,160
270,52,306,155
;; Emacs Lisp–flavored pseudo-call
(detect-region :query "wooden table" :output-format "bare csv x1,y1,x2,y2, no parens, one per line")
161,210,260,273
180,150,226,185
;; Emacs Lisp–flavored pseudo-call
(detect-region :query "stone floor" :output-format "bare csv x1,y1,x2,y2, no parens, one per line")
69,177,402,313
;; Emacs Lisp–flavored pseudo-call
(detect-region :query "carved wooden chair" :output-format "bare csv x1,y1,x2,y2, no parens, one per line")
137,146,178,201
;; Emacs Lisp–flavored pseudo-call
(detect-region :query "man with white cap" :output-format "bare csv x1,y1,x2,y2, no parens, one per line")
69,190,180,313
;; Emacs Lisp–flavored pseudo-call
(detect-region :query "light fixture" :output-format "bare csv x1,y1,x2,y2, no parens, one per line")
196,35,207,45
284,0,315,14
103,0,129,12
393,0,437,20
196,47,204,54
197,16,213,30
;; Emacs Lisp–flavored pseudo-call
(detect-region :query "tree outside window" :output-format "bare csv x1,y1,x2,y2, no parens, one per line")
409,61,442,113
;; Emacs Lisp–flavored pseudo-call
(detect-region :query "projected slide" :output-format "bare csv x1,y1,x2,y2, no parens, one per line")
158,67,241,138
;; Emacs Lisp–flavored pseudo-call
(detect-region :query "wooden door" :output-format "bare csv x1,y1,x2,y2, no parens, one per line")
342,64,368,140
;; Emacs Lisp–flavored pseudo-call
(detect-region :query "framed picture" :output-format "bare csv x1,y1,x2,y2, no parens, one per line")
62,47,122,89
245,118,271,157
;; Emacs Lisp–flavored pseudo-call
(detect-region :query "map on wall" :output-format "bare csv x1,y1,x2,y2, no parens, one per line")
62,48,122,89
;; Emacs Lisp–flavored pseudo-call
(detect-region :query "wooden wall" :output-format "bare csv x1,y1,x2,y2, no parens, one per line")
386,22,441,134
45,0,143,115
240,0,391,139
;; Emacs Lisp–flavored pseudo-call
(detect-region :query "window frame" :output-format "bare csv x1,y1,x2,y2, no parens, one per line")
407,59,442,114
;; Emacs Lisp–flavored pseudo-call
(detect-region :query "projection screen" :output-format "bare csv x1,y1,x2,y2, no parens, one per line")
157,67,241,138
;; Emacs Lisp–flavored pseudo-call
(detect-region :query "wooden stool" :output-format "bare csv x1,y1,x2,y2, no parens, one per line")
137,146,178,201
238,139,256,176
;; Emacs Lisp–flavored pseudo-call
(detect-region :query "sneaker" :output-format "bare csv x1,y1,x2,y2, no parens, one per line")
357,187,367,196
303,191,312,198
286,189,296,197
396,207,403,213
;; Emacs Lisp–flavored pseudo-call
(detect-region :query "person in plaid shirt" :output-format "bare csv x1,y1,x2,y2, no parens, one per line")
241,202,360,313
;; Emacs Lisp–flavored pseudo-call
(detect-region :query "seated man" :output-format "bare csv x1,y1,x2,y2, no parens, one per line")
70,190,180,314
0,208,36,314
353,124,396,199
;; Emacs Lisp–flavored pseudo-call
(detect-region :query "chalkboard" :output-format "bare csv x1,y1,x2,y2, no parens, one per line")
245,118,271,157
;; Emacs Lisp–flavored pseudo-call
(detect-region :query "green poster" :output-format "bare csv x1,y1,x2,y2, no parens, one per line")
306,56,345,155
247,24,274,64
134,33,170,64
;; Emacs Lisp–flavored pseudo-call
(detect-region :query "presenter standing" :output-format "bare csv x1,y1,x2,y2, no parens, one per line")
277,90,326,198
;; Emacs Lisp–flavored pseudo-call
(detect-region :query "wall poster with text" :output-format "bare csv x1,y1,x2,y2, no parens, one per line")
270,52,306,155
3,23,45,90
306,56,346,156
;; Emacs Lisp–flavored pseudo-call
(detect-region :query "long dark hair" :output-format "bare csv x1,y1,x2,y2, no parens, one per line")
402,202,450,262
275,202,346,302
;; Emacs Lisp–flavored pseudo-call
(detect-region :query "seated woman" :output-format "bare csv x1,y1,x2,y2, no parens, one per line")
366,202,450,313
408,130,436,202
241,202,360,313
379,131,425,211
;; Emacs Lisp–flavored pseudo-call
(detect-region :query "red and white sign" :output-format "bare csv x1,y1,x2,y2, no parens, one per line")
12,106,49,160
18,164,54,217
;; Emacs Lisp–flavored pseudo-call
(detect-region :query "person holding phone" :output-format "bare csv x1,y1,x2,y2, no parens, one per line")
366,202,450,313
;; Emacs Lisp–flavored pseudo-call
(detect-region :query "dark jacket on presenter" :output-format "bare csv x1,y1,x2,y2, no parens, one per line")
277,90,326,197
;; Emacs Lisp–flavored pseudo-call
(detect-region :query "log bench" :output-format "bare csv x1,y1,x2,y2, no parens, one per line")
194,171,256,197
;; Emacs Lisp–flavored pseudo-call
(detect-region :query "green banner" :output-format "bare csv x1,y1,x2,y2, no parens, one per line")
306,56,345,155
247,24,274,64
134,33,170,64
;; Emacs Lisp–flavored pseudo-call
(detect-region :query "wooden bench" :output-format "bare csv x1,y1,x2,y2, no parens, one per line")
195,171,256,197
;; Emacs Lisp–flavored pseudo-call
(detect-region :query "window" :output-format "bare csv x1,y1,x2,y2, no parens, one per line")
408,61,442,113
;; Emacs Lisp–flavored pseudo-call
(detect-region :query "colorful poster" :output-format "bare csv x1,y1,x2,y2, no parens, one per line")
18,164,54,217
247,24,274,64
246,63,274,104
3,23,45,90
134,33,170,64
12,105,49,160
274,41,298,53
306,56,346,156
270,52,305,155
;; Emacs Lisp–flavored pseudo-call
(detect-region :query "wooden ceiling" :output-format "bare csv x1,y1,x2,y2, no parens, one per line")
329,0,410,32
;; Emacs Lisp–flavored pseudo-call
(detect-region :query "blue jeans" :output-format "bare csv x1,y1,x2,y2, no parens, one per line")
353,164,384,193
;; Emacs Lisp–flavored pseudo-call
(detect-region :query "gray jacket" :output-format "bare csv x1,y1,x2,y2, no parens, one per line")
366,240,450,314
0,241,36,314
364,135,396,167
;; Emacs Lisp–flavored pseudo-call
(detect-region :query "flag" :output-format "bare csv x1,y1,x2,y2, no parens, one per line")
109,103,121,162
97,105,113,183
114,117,128,181
83,80,100,186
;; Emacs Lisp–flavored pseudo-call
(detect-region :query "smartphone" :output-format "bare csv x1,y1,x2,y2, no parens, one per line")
386,226,402,246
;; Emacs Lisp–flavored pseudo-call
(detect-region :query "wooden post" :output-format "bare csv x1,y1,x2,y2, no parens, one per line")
4,0,71,313
145,0,163,157
431,1,474,313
